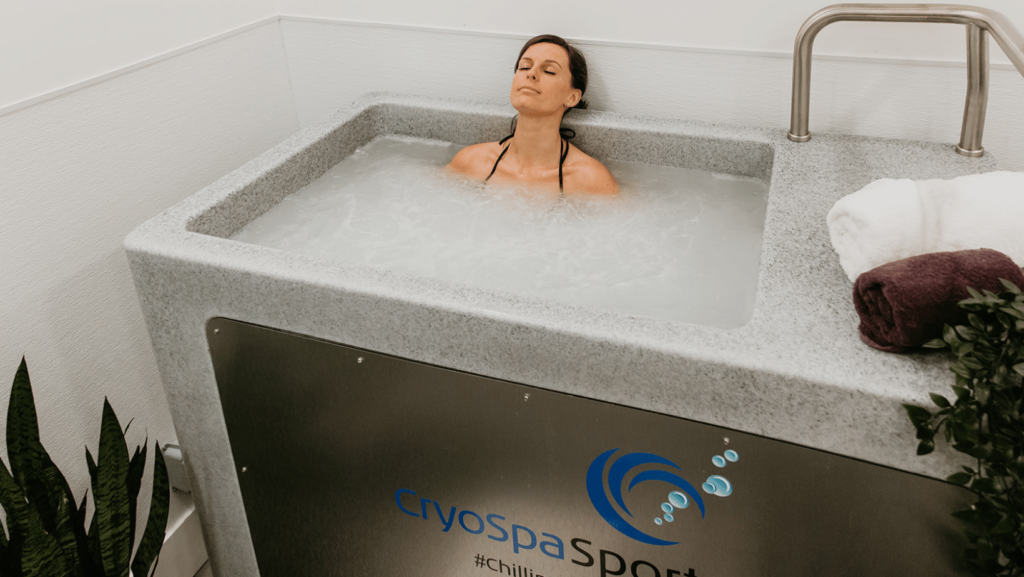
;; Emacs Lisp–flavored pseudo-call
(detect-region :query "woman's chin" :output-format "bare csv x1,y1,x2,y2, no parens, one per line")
510,99,561,118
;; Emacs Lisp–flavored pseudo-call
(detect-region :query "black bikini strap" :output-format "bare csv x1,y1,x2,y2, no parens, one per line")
485,134,514,182
485,134,568,193
558,138,569,193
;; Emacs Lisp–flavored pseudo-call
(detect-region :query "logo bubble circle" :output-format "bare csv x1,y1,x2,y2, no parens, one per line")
724,450,738,462
661,502,673,514
654,518,663,525
668,491,689,509
663,513,674,523
702,475,732,497
712,455,726,468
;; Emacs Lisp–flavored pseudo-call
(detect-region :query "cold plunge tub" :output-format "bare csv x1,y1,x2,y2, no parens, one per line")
125,93,997,577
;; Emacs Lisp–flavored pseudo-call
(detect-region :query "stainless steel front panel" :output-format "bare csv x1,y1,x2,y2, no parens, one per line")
207,318,971,577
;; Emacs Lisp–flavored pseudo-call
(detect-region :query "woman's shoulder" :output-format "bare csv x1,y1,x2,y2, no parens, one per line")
447,142,503,178
566,145,619,195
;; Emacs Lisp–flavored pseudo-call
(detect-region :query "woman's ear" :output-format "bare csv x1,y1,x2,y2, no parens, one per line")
566,88,582,108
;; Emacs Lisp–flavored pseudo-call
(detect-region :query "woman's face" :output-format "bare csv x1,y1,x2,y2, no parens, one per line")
510,42,581,117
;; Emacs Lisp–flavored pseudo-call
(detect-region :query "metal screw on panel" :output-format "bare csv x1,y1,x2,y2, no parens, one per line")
241,466,248,473
213,329,219,334
723,437,730,445
357,357,363,364
523,394,529,401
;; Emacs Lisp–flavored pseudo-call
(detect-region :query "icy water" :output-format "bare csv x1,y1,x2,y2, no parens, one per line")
233,135,769,328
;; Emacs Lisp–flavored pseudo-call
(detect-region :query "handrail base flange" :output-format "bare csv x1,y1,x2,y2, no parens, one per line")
955,144,985,157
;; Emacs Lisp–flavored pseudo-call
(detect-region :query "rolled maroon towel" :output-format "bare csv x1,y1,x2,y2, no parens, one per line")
853,248,1024,352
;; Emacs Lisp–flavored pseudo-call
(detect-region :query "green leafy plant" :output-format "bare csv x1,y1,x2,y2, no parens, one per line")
904,279,1024,576
0,358,170,577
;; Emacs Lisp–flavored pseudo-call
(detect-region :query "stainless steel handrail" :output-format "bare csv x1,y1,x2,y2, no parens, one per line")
788,4,1024,157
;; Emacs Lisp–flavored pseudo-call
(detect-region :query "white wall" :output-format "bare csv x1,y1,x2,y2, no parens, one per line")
0,0,279,109
280,0,1024,64
281,17,1024,171
279,0,1024,170
0,17,298,561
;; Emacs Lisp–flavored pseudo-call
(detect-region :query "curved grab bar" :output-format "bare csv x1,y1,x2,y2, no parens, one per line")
788,4,1024,157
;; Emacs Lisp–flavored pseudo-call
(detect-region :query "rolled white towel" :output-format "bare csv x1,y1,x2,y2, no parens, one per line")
827,171,1024,281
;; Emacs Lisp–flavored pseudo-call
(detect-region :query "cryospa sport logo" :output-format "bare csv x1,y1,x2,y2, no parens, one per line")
586,448,739,546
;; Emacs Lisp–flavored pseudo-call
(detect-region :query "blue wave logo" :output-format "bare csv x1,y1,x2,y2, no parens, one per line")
586,448,740,546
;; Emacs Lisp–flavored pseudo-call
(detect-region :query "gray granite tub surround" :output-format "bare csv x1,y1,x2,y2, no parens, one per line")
126,93,996,575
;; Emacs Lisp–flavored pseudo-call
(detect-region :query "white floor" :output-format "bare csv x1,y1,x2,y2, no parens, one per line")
153,490,210,577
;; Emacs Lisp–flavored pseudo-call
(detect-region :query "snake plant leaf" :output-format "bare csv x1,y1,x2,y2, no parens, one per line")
130,444,169,577
71,491,98,577
6,359,82,573
6,358,63,536
91,399,132,577
0,457,29,536
86,501,102,575
19,515,69,577
85,448,97,483
36,444,84,571
5,359,84,576
0,456,28,575
84,449,104,572
126,442,147,549
42,465,82,573
76,492,87,530
0,522,12,577
0,460,72,577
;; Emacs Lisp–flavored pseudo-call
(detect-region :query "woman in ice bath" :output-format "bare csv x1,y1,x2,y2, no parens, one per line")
447,34,619,195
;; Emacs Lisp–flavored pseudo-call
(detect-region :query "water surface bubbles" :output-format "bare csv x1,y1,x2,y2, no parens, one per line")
232,135,769,328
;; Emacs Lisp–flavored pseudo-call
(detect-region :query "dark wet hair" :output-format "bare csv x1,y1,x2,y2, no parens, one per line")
515,34,589,111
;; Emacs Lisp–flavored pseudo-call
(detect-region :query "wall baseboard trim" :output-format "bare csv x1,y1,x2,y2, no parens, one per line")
279,14,1016,72
0,16,282,118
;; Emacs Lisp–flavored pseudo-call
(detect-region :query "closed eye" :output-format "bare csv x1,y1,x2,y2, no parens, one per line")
544,71,555,75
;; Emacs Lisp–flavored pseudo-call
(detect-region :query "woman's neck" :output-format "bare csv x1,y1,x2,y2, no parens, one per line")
508,112,564,169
